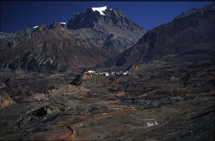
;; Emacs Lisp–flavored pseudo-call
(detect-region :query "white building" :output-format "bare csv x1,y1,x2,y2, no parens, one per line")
104,72,110,76
88,70,96,74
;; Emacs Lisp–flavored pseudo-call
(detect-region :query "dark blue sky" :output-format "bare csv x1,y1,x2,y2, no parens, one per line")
1,1,213,33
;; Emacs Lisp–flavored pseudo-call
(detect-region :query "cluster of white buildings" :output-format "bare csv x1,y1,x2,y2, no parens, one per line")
85,70,129,77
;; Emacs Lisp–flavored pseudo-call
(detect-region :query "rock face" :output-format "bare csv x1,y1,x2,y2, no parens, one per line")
0,6,145,72
100,3,215,68
50,21,64,29
67,6,143,31
0,91,14,109
0,29,111,72
67,6,146,56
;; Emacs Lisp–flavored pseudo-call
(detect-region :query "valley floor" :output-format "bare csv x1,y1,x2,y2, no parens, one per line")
0,61,214,140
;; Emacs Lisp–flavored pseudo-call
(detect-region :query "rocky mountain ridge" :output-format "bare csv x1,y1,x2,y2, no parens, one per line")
0,29,111,72
67,6,143,31
1,6,145,56
0,6,145,72
99,3,215,68
66,6,146,56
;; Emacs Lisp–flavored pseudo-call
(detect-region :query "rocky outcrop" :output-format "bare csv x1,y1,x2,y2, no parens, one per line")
0,91,14,109
50,21,64,29
18,104,67,128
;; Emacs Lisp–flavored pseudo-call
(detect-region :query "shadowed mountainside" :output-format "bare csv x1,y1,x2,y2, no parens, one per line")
0,29,111,72
99,3,215,68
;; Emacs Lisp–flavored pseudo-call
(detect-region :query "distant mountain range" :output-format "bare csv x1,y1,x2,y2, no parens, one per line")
0,4,215,73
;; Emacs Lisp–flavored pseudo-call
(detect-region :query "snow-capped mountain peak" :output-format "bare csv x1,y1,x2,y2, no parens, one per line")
91,6,109,15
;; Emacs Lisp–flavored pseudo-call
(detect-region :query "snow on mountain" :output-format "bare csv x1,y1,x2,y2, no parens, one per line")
33,26,38,28
91,6,108,15
60,22,66,25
